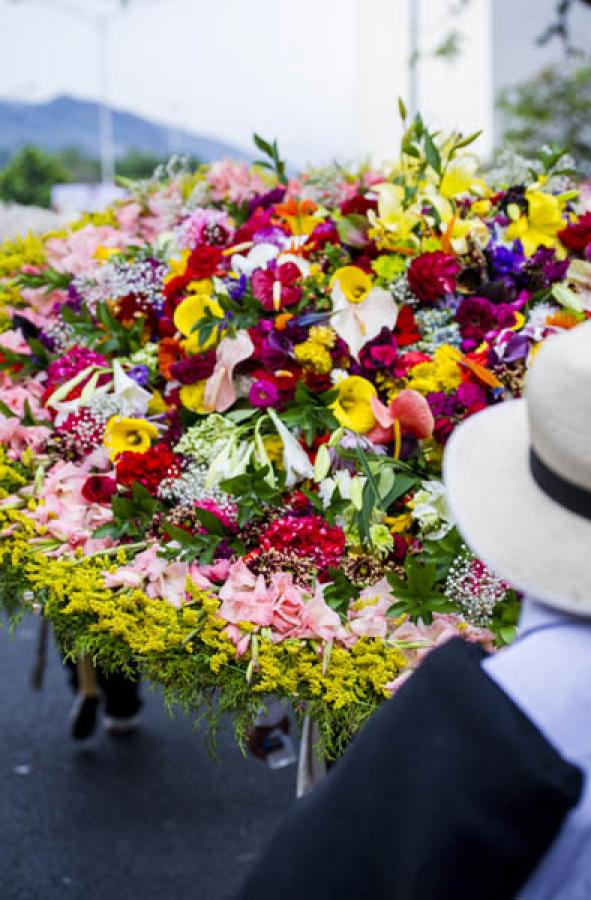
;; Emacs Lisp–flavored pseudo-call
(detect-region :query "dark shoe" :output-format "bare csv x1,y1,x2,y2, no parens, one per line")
103,713,141,737
70,693,99,740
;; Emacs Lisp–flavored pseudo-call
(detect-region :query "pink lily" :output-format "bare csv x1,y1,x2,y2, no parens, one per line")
204,330,254,412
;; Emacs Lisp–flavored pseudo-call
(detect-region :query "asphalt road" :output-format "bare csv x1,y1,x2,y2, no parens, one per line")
0,616,295,900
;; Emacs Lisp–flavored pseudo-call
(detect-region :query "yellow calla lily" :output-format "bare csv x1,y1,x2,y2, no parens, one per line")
104,416,159,460
331,266,373,304
179,380,209,413
173,292,224,353
332,376,377,433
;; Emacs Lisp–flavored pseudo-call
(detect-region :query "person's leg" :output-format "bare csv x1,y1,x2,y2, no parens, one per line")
97,666,142,734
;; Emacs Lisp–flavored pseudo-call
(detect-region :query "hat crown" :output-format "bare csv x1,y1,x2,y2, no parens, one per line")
527,321,591,492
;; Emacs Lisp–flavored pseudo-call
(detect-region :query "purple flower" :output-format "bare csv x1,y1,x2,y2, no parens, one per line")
247,186,286,215
249,379,280,408
489,245,524,277
225,273,247,300
127,365,150,387
456,296,497,351
456,382,486,409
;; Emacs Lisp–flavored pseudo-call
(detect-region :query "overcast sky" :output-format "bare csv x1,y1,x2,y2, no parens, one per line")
0,0,590,164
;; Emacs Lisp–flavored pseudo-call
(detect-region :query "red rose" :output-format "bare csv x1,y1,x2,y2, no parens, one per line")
186,245,223,280
407,251,460,304
81,476,117,504
163,246,223,302
558,212,591,253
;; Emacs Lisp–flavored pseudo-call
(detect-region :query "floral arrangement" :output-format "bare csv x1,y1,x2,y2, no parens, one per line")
1,116,590,756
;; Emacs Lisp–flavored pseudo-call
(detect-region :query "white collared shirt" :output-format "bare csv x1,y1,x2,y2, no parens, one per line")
482,598,591,899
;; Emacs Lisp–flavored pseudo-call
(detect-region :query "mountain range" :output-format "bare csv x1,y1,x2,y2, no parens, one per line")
0,95,247,162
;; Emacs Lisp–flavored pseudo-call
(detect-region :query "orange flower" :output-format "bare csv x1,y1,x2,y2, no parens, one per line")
274,197,319,235
545,311,581,330
158,338,183,379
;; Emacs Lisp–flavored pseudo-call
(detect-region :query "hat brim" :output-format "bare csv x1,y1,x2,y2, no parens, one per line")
443,399,591,616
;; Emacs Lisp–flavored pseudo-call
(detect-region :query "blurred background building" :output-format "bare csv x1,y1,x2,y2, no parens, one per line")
0,0,590,213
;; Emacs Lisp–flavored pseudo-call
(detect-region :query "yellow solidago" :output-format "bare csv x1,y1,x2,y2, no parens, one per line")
294,340,332,374
0,231,45,277
405,344,462,394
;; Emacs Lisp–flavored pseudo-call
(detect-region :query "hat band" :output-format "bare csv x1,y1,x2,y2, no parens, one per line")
530,449,591,521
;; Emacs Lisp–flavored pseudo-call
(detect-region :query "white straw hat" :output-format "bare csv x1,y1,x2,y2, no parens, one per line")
443,320,591,616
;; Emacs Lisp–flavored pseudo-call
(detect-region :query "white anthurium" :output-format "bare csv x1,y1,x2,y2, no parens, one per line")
564,259,591,311
231,242,279,277
267,408,314,487
330,273,398,361
111,360,152,416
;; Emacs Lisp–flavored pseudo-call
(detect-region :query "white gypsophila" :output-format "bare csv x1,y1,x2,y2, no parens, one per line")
444,547,508,627
411,479,455,541
158,460,233,512
330,368,349,385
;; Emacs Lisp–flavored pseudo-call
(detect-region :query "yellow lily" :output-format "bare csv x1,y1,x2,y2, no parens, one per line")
505,189,566,256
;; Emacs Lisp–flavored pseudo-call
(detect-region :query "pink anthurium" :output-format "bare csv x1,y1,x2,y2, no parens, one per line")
368,389,434,444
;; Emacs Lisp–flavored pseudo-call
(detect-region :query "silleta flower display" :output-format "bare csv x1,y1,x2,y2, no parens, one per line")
1,116,589,756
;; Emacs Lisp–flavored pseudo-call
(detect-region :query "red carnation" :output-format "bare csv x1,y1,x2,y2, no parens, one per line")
81,476,117,504
260,514,345,571
558,212,591,253
116,443,183,496
407,251,460,304
251,262,302,311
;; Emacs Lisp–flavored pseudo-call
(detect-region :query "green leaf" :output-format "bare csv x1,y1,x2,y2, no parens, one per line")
193,507,227,537
423,131,442,175
398,97,408,122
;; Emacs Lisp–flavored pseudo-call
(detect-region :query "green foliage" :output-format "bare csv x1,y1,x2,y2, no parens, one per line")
94,482,160,541
498,63,591,175
61,300,145,357
386,554,456,624
221,468,285,527
252,133,288,185
281,382,339,446
0,146,69,208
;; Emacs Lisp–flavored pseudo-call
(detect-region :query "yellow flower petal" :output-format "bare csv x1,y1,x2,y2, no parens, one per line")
332,376,377,433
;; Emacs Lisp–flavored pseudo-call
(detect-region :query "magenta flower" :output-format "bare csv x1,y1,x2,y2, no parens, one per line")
249,378,280,408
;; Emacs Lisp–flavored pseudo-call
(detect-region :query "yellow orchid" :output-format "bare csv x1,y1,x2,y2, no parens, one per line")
331,376,377,433
104,416,159,460
173,292,224,353
505,189,566,256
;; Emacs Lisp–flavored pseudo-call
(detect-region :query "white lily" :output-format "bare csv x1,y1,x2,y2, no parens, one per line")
111,360,152,417
267,408,314,487
565,259,591,311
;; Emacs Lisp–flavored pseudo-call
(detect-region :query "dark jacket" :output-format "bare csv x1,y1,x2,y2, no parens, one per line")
238,638,583,900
